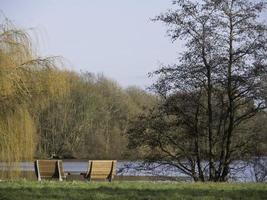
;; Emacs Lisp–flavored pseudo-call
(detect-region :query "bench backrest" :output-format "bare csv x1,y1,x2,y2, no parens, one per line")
85,160,116,181
34,160,65,181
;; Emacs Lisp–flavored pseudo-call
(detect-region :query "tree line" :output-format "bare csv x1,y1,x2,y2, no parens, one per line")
0,16,155,178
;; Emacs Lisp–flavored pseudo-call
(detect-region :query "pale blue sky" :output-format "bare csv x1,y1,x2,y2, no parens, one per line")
1,0,180,88
1,0,266,88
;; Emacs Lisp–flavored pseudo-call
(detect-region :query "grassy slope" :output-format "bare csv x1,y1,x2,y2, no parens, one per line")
0,181,266,200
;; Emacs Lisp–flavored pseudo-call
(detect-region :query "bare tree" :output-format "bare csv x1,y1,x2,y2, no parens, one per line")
128,0,267,182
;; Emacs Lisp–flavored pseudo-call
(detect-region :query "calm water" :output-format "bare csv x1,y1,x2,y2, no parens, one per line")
0,160,266,182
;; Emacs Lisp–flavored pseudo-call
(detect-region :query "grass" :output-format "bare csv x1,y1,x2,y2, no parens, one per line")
0,180,266,200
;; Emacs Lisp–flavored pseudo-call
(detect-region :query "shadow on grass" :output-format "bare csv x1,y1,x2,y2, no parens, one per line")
0,186,266,200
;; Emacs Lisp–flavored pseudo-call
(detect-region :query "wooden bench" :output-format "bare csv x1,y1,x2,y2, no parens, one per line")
34,160,67,181
81,160,116,182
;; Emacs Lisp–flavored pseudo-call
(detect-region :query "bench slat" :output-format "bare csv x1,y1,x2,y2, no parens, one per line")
83,160,116,182
34,160,66,181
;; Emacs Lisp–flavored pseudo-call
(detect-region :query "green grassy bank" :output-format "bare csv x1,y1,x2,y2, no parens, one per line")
0,181,266,200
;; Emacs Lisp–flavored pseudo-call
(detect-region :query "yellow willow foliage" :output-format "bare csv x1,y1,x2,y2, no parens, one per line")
25,65,71,112
45,69,70,100
0,17,70,178
0,108,35,178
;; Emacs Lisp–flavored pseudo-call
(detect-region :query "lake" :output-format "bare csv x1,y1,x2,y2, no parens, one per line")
0,159,266,182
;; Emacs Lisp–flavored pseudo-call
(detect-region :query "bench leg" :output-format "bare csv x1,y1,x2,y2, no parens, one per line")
57,160,63,181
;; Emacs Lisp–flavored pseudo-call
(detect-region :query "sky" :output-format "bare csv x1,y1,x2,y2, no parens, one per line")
0,0,180,88
1,0,267,88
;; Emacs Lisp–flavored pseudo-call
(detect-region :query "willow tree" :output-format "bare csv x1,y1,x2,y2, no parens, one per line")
0,17,69,178
128,0,267,182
